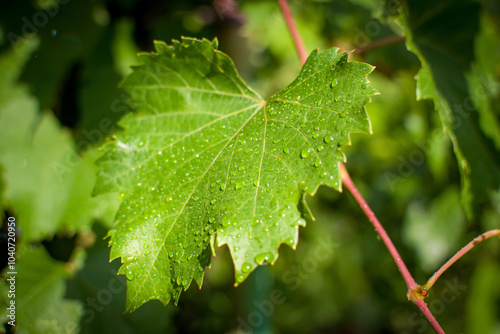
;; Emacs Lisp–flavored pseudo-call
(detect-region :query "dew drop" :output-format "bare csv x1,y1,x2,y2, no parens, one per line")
126,268,135,280
242,262,252,273
255,252,274,265
301,148,312,159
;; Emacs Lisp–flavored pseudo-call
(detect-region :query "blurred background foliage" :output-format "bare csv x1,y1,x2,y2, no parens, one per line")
0,0,499,333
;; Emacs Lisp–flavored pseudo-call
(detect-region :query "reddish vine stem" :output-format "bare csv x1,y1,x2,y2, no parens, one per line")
424,229,500,291
339,164,417,290
339,164,445,334
353,35,406,55
277,0,308,64
278,1,500,332
276,0,446,332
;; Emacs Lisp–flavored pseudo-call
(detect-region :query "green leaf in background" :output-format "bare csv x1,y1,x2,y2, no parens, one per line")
397,0,500,218
0,0,104,109
14,247,83,334
466,259,500,333
95,37,377,310
469,11,500,151
0,278,9,332
403,187,466,271
0,38,118,244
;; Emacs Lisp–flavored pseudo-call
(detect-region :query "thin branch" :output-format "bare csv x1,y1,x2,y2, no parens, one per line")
276,1,447,332
353,35,406,55
277,0,308,64
340,163,445,334
339,163,417,290
424,229,500,291
413,299,446,334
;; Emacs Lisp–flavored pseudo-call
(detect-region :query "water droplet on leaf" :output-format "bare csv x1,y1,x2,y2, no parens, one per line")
242,262,252,273
301,148,312,159
126,268,135,280
255,252,274,265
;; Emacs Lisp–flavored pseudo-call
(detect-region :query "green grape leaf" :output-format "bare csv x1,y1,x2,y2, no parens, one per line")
397,0,500,218
66,223,177,334
14,247,83,334
95,37,377,311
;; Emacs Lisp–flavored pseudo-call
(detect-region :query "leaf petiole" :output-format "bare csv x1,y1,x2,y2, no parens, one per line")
424,229,500,291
